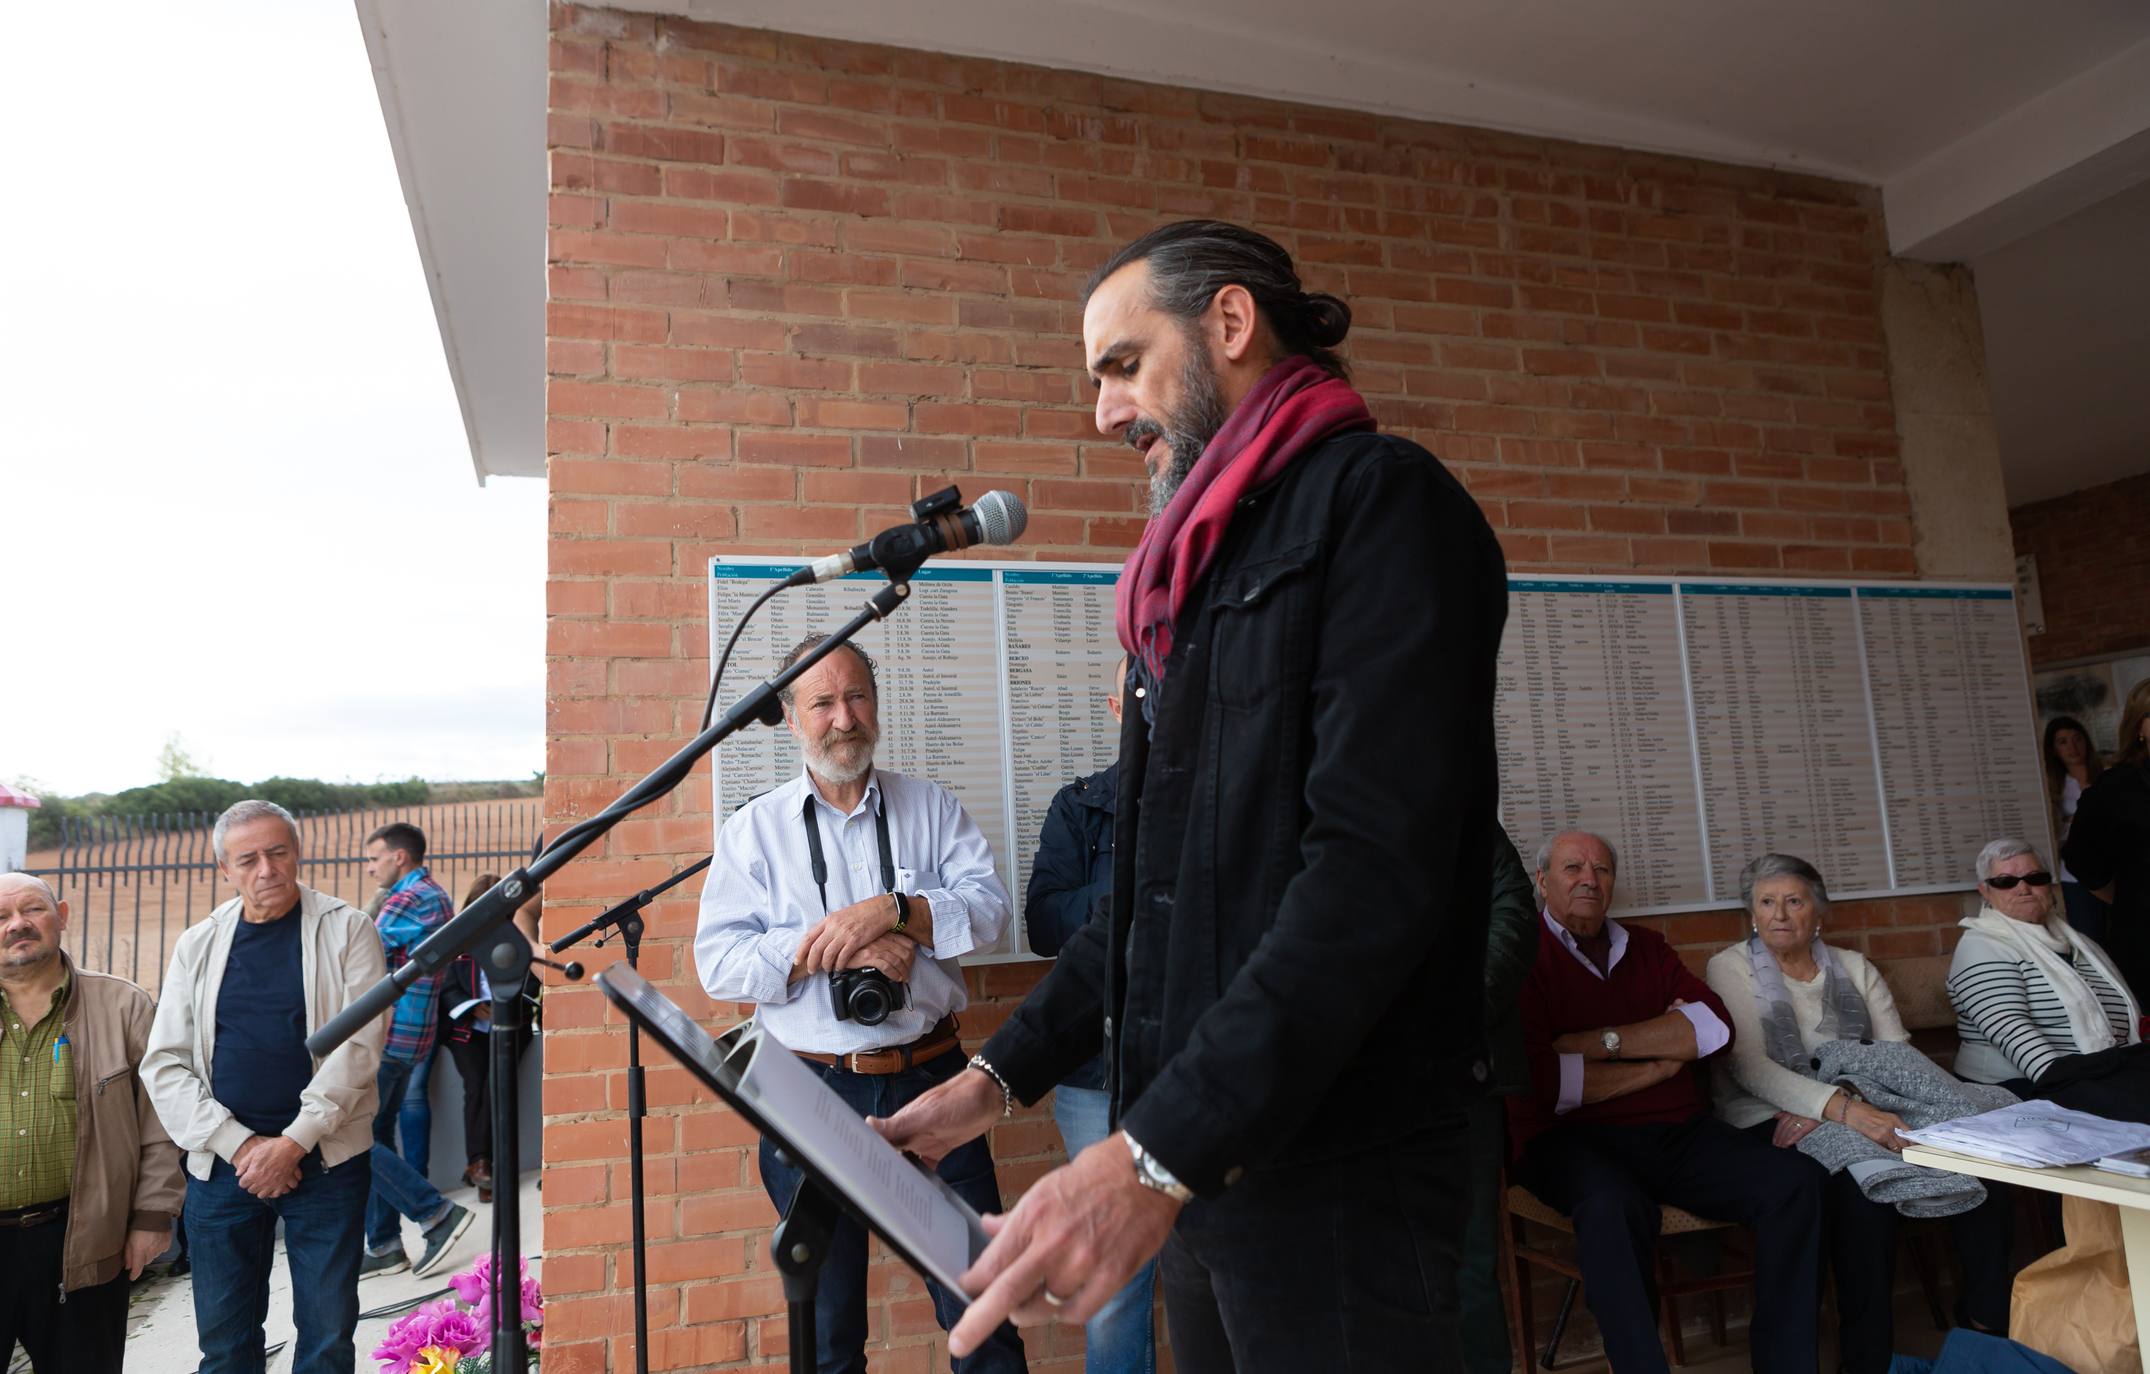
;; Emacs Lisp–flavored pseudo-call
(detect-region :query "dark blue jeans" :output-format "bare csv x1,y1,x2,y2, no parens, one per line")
1053,1084,1156,1374
1158,1119,1467,1374
757,1049,1027,1374
367,1055,452,1251
187,1150,369,1374
398,1048,435,1178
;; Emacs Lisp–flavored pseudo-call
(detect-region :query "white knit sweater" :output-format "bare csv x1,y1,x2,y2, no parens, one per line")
1704,943,1909,1130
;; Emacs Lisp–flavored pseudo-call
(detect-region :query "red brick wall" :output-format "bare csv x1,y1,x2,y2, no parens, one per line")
2014,469,2150,668
539,8,1958,1369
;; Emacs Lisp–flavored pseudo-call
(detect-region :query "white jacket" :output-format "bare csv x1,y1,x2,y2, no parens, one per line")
142,884,387,1179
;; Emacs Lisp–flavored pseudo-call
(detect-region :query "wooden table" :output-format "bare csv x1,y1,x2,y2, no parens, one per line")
1902,1143,2150,1340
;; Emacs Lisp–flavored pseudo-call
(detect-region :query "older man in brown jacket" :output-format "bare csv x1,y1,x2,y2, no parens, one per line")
0,872,185,1373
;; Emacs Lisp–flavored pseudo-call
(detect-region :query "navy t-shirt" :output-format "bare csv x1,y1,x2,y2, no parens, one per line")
211,904,316,1138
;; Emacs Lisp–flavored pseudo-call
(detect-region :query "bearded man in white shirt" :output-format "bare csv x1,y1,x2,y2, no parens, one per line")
694,635,1026,1374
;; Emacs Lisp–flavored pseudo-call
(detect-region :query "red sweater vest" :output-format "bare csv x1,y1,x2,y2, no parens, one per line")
1505,916,1737,1153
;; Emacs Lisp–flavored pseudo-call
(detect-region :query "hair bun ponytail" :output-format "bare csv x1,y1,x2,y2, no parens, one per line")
1301,292,1352,348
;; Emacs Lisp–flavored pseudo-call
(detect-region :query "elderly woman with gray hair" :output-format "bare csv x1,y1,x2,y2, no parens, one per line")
1706,854,2014,1370
1947,837,2143,1114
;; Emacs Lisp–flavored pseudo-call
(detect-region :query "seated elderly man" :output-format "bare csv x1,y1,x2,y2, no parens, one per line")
1706,853,2011,1371
1511,832,1821,1374
1949,837,2142,1115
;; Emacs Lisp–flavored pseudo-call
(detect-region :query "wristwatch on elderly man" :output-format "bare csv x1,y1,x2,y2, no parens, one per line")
1600,1028,1622,1060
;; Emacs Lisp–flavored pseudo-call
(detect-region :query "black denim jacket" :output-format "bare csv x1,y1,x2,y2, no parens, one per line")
983,429,1509,1196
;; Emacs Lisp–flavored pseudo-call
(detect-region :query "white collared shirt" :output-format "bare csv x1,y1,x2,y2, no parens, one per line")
1541,909,1730,1113
694,767,1011,1054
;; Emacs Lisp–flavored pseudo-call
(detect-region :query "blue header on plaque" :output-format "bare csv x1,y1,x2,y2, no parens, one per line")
1510,580,1672,595
1680,583,1852,598
1003,568,1119,586
709,563,993,583
1857,586,2011,601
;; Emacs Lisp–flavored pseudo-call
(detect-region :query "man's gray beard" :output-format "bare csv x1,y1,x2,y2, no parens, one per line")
1147,343,1231,517
1148,446,1198,517
804,734,875,786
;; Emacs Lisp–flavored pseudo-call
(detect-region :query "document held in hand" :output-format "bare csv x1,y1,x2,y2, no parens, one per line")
596,966,992,1298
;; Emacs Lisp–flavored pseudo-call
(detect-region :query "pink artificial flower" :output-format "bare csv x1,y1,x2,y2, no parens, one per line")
371,1299,486,1371
446,1254,497,1309
453,1253,544,1336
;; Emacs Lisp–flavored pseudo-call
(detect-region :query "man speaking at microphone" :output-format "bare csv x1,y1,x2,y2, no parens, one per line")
694,635,1027,1374
877,220,1508,1372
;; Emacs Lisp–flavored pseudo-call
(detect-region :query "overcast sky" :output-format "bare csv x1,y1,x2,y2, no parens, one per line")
1,1,547,797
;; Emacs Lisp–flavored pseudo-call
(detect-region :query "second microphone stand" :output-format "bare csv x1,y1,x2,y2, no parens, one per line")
547,855,713,1374
306,572,919,1372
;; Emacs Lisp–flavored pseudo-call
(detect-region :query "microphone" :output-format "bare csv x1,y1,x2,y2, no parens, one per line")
785,487,1027,587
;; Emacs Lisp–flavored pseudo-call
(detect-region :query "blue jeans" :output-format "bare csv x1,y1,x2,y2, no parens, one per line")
1053,1085,1158,1374
757,1048,1027,1374
367,1056,452,1251
398,1048,435,1179
187,1150,369,1374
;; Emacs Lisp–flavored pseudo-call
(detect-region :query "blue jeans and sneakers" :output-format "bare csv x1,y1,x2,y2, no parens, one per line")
757,1048,1027,1374
188,1151,370,1374
1053,1085,1158,1374
362,1055,473,1278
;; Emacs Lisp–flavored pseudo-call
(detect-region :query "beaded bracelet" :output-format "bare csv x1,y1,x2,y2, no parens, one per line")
968,1053,1014,1119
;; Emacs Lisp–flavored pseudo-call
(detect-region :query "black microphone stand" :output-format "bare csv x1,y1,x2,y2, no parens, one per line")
770,1166,843,1374
547,855,712,1374
477,921,581,1374
304,575,917,1373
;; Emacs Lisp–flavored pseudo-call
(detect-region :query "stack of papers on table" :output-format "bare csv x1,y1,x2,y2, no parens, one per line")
1899,1100,2150,1168
2095,1147,2150,1178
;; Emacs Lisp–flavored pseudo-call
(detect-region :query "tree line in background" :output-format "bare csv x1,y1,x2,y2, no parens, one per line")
21,774,544,850
9,736,542,849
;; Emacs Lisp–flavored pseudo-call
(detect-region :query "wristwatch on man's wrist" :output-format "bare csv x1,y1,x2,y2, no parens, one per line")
1600,1028,1623,1060
1125,1134,1194,1204
889,891,911,937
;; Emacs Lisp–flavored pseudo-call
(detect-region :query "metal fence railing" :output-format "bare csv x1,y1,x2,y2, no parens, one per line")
19,801,542,997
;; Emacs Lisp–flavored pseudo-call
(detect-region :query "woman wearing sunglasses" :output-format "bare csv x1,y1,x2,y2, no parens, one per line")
1945,838,2141,1097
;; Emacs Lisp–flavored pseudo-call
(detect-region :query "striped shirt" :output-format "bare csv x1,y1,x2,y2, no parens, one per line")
0,971,75,1210
376,867,453,1063
1947,932,2134,1085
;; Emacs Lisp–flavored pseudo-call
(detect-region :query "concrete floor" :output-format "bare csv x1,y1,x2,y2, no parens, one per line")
1534,1285,1958,1373
112,1174,538,1374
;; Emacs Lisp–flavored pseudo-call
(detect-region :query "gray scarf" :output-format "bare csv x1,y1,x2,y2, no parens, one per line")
1747,933,1871,1075
1801,1040,2020,1217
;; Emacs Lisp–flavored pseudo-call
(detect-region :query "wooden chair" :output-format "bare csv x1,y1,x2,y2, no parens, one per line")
1501,1181,1756,1369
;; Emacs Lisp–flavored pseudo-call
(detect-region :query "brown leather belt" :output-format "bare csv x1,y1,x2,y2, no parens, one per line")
794,1015,962,1075
0,1201,66,1229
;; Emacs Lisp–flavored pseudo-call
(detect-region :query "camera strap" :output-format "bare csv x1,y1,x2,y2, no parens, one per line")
800,786,896,915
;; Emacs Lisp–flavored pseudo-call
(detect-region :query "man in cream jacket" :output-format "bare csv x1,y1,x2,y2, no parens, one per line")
143,800,386,1374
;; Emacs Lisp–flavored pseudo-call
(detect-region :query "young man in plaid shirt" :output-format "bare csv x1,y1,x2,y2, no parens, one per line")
359,822,474,1278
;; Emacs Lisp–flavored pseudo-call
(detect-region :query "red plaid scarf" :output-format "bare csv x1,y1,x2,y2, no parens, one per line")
1115,356,1375,679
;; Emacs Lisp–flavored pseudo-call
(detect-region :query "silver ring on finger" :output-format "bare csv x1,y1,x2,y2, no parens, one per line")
1041,1289,1068,1308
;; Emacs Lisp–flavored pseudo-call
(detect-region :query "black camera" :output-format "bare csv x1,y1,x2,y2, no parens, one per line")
829,966,908,1026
